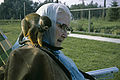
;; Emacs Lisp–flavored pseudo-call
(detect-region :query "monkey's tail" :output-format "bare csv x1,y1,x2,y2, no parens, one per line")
18,31,30,45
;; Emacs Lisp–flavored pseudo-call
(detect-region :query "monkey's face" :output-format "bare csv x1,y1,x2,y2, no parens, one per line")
39,19,49,31
39,16,51,32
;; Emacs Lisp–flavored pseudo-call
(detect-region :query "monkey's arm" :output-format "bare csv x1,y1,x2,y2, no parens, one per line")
18,18,30,45
21,18,30,37
28,25,38,46
37,32,43,47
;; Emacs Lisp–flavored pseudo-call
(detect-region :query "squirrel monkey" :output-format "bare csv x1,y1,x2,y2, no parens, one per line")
19,13,51,47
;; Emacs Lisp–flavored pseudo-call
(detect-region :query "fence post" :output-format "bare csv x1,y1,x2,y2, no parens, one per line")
81,10,83,19
88,9,91,32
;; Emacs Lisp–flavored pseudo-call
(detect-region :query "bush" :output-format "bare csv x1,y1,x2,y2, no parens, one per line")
76,25,84,31
112,29,120,35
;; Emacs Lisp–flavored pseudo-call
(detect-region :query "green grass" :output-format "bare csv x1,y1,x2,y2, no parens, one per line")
0,20,21,45
62,37,120,80
0,20,120,79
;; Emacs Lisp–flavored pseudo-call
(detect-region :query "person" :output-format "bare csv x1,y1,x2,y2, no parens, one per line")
5,3,95,80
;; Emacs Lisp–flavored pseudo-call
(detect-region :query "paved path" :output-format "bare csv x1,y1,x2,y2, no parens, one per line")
68,33,120,44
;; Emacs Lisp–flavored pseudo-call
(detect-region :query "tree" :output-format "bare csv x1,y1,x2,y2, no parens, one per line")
106,0,120,21
0,0,35,19
104,0,106,7
70,1,100,19
32,2,39,12
103,0,106,18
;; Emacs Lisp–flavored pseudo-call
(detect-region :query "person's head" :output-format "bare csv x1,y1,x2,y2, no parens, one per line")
36,3,71,47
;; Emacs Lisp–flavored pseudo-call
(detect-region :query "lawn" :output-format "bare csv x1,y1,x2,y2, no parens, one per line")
0,20,21,45
62,37,120,80
0,20,120,79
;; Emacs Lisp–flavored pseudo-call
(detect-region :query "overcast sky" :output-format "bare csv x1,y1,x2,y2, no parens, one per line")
0,0,120,7
33,0,120,7
0,0,4,4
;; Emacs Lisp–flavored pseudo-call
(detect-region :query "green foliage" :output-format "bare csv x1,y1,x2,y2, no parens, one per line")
0,0,55,19
70,19,88,31
70,0,98,9
0,0,35,19
62,37,120,79
70,1,100,19
0,20,21,45
70,18,120,35
106,1,120,21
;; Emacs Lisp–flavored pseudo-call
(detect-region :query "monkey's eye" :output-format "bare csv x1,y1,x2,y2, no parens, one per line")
56,22,70,31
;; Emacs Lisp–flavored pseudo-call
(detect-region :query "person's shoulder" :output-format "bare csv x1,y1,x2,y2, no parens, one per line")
10,47,50,58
